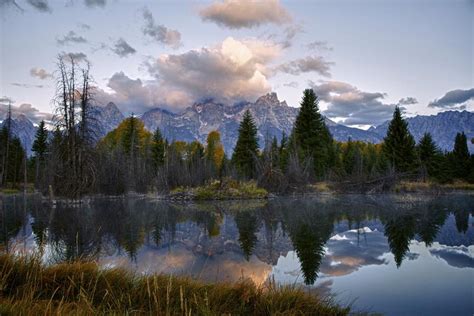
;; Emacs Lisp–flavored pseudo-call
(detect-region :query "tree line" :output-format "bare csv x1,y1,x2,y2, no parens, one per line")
1,60,473,197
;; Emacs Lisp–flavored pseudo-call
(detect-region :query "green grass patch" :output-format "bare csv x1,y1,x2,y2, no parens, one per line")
170,179,269,200
0,253,349,315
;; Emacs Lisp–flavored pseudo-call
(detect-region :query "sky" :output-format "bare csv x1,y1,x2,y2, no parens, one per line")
0,0,473,129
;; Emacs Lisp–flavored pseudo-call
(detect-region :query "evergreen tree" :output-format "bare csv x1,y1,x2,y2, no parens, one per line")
32,120,49,188
451,132,470,180
382,107,417,173
417,133,441,180
151,127,165,170
292,89,332,177
32,121,49,160
279,132,289,171
232,110,259,178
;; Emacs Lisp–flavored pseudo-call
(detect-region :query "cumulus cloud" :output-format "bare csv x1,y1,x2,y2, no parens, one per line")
0,101,52,123
84,0,105,8
56,31,87,45
428,88,474,110
94,72,188,113
311,80,410,126
26,0,51,12
200,0,291,29
142,7,182,49
144,37,281,108
30,67,52,80
97,37,281,112
275,56,333,77
111,38,136,58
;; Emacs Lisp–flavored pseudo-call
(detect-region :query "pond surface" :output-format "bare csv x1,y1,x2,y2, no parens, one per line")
1,194,473,315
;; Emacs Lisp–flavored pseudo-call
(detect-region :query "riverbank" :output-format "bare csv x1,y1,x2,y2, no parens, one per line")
0,254,348,315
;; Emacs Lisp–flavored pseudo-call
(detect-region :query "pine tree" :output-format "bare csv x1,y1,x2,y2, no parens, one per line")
32,121,48,161
151,127,165,170
382,107,417,173
279,132,289,171
417,133,441,181
292,89,332,177
451,132,470,180
32,120,49,187
232,110,259,178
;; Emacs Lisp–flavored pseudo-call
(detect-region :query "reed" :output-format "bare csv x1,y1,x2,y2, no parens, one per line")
0,253,349,315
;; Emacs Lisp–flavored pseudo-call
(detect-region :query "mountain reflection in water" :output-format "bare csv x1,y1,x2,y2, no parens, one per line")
1,194,473,315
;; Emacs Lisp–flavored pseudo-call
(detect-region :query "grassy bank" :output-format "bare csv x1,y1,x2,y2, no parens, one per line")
393,180,474,193
0,254,348,315
169,180,269,200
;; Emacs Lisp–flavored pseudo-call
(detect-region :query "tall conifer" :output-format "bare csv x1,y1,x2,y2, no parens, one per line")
292,89,332,177
232,110,259,178
382,107,417,173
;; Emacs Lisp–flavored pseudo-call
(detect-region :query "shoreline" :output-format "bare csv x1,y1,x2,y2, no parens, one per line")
1,181,473,203
0,253,349,315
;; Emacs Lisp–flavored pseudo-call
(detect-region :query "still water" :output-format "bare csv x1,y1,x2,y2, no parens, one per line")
1,194,473,315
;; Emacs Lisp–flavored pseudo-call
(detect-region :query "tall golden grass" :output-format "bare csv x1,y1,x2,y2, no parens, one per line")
0,254,349,315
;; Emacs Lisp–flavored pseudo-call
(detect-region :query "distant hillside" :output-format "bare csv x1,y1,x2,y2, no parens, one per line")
140,92,383,152
2,94,473,155
369,110,474,152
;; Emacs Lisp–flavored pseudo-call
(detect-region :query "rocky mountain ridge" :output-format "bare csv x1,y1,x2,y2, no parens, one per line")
2,93,473,155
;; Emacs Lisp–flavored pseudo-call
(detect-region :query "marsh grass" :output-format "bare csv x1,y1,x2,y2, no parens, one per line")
394,180,474,193
0,253,348,315
170,180,269,200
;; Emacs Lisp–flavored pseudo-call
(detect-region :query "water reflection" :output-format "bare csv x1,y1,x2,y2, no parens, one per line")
1,194,473,286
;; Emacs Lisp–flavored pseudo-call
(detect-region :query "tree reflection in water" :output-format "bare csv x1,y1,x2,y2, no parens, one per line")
0,194,472,284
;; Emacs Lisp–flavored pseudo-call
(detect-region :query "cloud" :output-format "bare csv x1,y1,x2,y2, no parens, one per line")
0,96,14,104
311,80,409,126
78,23,91,30
0,101,52,123
11,82,45,88
111,38,136,58
306,41,333,52
429,244,474,269
60,52,88,62
94,72,189,113
283,81,298,88
428,88,474,110
145,37,281,108
56,31,87,45
398,97,418,105
84,0,105,8
26,0,51,12
275,56,333,77
200,0,291,29
0,0,24,12
98,37,281,113
142,7,182,49
30,67,52,80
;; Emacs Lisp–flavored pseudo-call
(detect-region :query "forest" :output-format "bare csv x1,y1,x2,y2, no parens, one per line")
1,58,473,198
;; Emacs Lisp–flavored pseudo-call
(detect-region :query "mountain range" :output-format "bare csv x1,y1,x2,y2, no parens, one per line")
2,92,473,155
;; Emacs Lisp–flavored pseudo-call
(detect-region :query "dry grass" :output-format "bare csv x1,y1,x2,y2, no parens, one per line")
394,180,474,193
170,180,269,200
309,182,333,193
0,254,349,315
